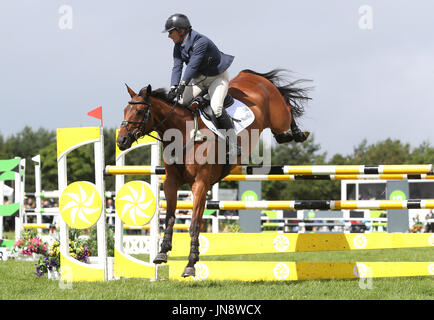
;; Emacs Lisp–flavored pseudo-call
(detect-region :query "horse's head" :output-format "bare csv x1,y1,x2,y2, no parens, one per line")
117,84,153,151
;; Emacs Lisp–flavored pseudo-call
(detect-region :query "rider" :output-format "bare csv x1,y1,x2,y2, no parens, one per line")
162,13,241,157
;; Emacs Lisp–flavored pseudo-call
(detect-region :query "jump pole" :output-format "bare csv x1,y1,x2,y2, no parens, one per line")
105,164,433,176
13,158,25,241
31,155,43,235
161,199,434,210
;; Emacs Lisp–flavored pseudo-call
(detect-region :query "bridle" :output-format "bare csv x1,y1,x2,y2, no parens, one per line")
121,96,177,143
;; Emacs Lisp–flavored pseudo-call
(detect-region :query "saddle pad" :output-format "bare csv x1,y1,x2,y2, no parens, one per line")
199,99,255,140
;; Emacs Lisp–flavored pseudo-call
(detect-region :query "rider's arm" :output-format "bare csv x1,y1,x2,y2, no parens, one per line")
171,45,183,86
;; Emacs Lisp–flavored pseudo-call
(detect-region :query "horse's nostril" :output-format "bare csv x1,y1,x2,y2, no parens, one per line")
116,136,128,149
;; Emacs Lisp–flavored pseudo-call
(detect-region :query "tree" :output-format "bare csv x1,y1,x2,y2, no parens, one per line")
409,141,434,164
351,138,411,164
0,127,56,192
261,134,341,200
0,133,5,159
39,141,58,191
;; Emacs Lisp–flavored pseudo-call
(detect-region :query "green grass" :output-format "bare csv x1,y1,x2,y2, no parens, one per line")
1,247,433,300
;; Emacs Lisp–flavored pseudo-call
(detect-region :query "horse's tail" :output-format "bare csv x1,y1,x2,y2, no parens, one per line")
241,69,312,118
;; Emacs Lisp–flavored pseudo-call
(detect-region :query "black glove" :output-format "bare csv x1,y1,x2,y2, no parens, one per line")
175,84,186,101
168,86,177,100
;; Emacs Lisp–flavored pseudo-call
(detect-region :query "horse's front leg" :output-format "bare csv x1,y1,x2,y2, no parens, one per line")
153,178,179,264
182,179,209,277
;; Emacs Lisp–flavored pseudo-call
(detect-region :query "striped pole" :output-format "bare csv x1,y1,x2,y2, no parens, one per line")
24,208,59,214
152,174,434,181
160,199,434,210
221,173,434,181
231,164,433,175
105,164,433,176
106,165,165,175
23,223,53,229
123,224,189,231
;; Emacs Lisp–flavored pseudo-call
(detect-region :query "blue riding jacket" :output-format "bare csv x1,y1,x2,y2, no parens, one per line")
171,30,234,86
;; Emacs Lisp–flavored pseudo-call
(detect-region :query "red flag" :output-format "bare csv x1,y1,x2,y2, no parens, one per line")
87,106,103,127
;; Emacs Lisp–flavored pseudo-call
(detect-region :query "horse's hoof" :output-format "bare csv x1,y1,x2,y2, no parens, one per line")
181,267,195,278
273,132,293,144
295,131,310,142
153,253,168,264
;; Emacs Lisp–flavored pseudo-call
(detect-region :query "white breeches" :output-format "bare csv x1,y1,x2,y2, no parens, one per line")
178,70,230,118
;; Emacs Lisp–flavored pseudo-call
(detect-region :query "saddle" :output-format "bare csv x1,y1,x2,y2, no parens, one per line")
191,93,235,129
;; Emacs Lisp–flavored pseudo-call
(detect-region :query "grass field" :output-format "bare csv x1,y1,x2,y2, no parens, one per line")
1,247,433,300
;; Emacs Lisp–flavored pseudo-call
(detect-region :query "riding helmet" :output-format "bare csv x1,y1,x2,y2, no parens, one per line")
162,13,191,33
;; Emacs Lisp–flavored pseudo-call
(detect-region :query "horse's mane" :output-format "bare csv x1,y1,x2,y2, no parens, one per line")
138,87,173,104
151,88,172,103
241,69,312,118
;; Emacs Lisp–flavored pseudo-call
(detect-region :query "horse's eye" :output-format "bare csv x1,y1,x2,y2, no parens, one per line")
137,108,145,115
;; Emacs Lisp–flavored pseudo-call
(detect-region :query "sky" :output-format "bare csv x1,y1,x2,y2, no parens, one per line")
1,1,433,159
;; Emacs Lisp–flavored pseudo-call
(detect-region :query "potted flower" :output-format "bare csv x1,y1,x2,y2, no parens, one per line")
410,215,425,233
35,239,90,279
35,240,60,279
12,230,48,260
410,223,424,233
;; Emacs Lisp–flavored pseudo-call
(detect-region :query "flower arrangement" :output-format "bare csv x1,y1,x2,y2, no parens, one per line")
410,215,424,233
13,230,48,257
35,239,90,277
410,223,424,233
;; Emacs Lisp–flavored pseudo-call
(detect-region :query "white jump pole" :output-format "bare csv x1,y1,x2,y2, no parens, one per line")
14,157,23,241
149,139,160,263
32,155,42,236
95,129,107,278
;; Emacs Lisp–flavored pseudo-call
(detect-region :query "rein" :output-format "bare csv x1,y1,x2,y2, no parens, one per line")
122,98,177,143
122,94,214,152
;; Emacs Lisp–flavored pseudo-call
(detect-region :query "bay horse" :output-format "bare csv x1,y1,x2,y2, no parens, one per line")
117,69,311,277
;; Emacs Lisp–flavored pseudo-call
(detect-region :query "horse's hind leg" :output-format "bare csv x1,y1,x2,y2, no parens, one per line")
153,177,179,264
273,118,309,143
271,104,310,144
182,179,208,277
291,118,310,142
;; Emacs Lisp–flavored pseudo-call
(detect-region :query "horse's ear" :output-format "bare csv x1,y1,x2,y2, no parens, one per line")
147,84,152,96
125,83,136,98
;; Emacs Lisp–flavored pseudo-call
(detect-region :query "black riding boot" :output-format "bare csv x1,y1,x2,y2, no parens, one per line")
216,110,242,157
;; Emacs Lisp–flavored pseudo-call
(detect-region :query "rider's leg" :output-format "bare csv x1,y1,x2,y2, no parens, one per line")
207,71,229,118
208,71,241,157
